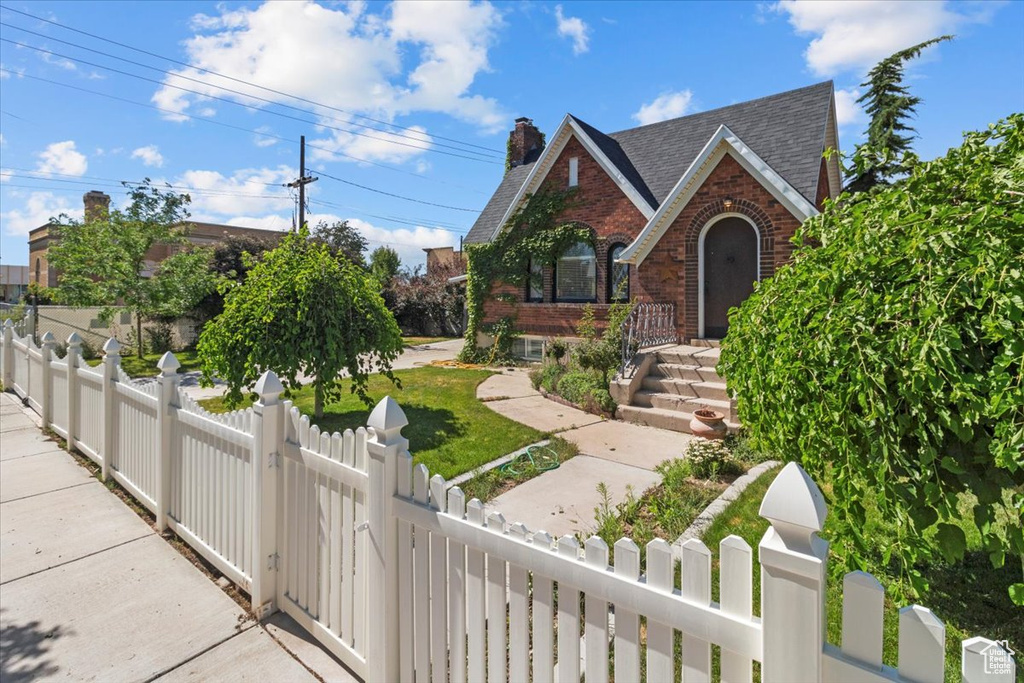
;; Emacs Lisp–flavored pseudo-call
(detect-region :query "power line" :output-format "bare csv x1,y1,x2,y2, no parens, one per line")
308,198,470,234
0,68,491,198
0,4,504,155
0,36,500,165
0,22,504,161
310,168,480,213
0,172,291,200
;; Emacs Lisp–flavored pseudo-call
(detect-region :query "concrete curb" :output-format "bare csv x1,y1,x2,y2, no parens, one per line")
446,439,552,489
673,460,781,554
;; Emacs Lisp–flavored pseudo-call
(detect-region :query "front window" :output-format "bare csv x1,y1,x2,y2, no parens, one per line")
527,257,543,302
556,241,596,302
608,243,629,302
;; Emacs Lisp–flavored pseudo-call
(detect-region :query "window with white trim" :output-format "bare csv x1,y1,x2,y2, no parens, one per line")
568,157,579,187
555,241,596,302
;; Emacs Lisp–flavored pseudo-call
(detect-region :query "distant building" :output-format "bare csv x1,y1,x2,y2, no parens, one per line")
422,246,465,278
28,190,284,288
0,264,30,302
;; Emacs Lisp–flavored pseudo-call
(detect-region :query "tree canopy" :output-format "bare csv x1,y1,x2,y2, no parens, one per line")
48,182,215,357
197,227,404,417
720,116,1024,603
845,36,953,193
311,219,368,268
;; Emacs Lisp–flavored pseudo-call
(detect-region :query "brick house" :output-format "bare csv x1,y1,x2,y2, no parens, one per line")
465,81,840,353
29,190,284,289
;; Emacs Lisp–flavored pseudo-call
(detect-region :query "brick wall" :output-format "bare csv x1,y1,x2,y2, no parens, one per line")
481,135,648,335
635,153,803,341
481,141,808,342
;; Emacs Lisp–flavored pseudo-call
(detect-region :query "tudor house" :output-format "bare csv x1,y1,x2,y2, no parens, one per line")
465,81,840,358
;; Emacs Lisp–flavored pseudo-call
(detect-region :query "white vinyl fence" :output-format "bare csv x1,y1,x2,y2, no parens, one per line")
1,320,1014,683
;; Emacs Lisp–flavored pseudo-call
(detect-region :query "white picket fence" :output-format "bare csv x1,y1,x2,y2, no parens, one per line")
1,321,1014,683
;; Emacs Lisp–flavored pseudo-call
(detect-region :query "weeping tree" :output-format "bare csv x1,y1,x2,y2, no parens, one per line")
198,227,403,417
845,35,953,193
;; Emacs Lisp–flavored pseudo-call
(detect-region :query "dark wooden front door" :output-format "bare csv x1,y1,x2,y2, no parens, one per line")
703,217,758,338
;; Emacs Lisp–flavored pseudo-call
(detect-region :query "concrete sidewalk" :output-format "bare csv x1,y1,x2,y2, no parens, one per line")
0,392,359,682
478,368,695,536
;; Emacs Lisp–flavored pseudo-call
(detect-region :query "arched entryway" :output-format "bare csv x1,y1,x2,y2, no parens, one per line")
699,215,759,339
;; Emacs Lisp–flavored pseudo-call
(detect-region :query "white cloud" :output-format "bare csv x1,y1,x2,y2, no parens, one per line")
217,213,457,267
773,0,997,76
131,145,165,168
555,5,590,55
40,49,76,71
36,141,88,176
632,90,695,125
174,166,296,217
834,87,865,127
152,0,507,154
0,134,5,147
309,125,433,165
253,126,278,148
0,63,25,79
1,191,84,236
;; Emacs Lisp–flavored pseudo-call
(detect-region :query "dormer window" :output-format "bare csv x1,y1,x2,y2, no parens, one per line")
568,157,579,187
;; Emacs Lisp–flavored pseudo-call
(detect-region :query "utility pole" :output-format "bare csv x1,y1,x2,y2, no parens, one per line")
286,135,317,231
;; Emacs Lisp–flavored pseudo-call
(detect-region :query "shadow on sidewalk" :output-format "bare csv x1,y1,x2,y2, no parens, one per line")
0,608,72,682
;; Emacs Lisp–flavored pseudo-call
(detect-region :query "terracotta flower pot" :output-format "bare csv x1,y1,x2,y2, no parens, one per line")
690,408,727,440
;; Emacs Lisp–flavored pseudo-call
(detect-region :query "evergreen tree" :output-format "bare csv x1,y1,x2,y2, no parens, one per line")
845,35,953,193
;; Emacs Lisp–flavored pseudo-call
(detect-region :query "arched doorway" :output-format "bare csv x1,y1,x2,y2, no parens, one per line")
699,215,759,339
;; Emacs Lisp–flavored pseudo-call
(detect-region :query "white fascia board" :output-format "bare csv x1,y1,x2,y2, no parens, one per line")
618,125,818,266
487,115,656,242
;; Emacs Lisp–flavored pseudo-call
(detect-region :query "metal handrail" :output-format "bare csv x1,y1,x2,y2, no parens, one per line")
620,302,677,376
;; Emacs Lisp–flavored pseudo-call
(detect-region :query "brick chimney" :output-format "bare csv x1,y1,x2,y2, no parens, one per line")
507,117,544,169
83,190,110,223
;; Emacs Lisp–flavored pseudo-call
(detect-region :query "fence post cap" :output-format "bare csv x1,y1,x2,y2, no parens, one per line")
156,351,180,375
368,395,408,435
66,332,83,346
254,370,284,402
759,462,827,548
102,337,121,355
40,331,56,345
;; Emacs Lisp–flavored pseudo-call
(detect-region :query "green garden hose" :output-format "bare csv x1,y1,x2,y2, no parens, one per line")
500,444,561,477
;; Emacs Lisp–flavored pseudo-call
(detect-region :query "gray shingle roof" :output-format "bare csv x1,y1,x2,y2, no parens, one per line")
465,81,834,245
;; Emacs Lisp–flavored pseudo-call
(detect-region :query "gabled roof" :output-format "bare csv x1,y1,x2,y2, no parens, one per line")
465,81,835,245
619,125,818,265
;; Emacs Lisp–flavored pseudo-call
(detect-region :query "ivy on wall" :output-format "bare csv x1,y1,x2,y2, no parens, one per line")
459,187,585,361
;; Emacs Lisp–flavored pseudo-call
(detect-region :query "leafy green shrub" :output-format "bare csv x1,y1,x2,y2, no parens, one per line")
537,363,565,393
719,116,1024,601
583,388,616,414
556,370,603,405
545,338,568,363
683,439,743,479
145,323,174,355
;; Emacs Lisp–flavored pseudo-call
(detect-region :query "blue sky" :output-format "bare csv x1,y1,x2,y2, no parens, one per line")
1,0,1022,269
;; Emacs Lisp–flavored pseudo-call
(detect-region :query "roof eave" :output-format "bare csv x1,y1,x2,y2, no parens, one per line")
618,125,819,266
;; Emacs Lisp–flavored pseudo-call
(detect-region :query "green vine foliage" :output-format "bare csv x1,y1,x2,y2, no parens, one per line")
719,116,1024,603
459,187,585,361
198,227,404,417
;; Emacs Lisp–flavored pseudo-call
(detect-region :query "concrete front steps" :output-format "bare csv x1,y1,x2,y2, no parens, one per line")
615,344,740,435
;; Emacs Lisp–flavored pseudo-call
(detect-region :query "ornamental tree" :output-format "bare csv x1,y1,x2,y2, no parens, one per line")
197,227,403,417
719,116,1024,603
48,182,215,357
845,35,953,193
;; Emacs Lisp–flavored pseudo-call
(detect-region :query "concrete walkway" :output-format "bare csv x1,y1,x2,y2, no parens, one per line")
0,392,359,682
178,338,464,400
478,368,695,537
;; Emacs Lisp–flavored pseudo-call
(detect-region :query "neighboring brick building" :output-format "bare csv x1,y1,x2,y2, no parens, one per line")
28,190,284,288
465,81,841,345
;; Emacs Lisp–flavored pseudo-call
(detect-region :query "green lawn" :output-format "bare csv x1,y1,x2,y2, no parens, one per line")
201,366,544,480
402,335,457,347
85,350,203,377
701,467,1022,679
